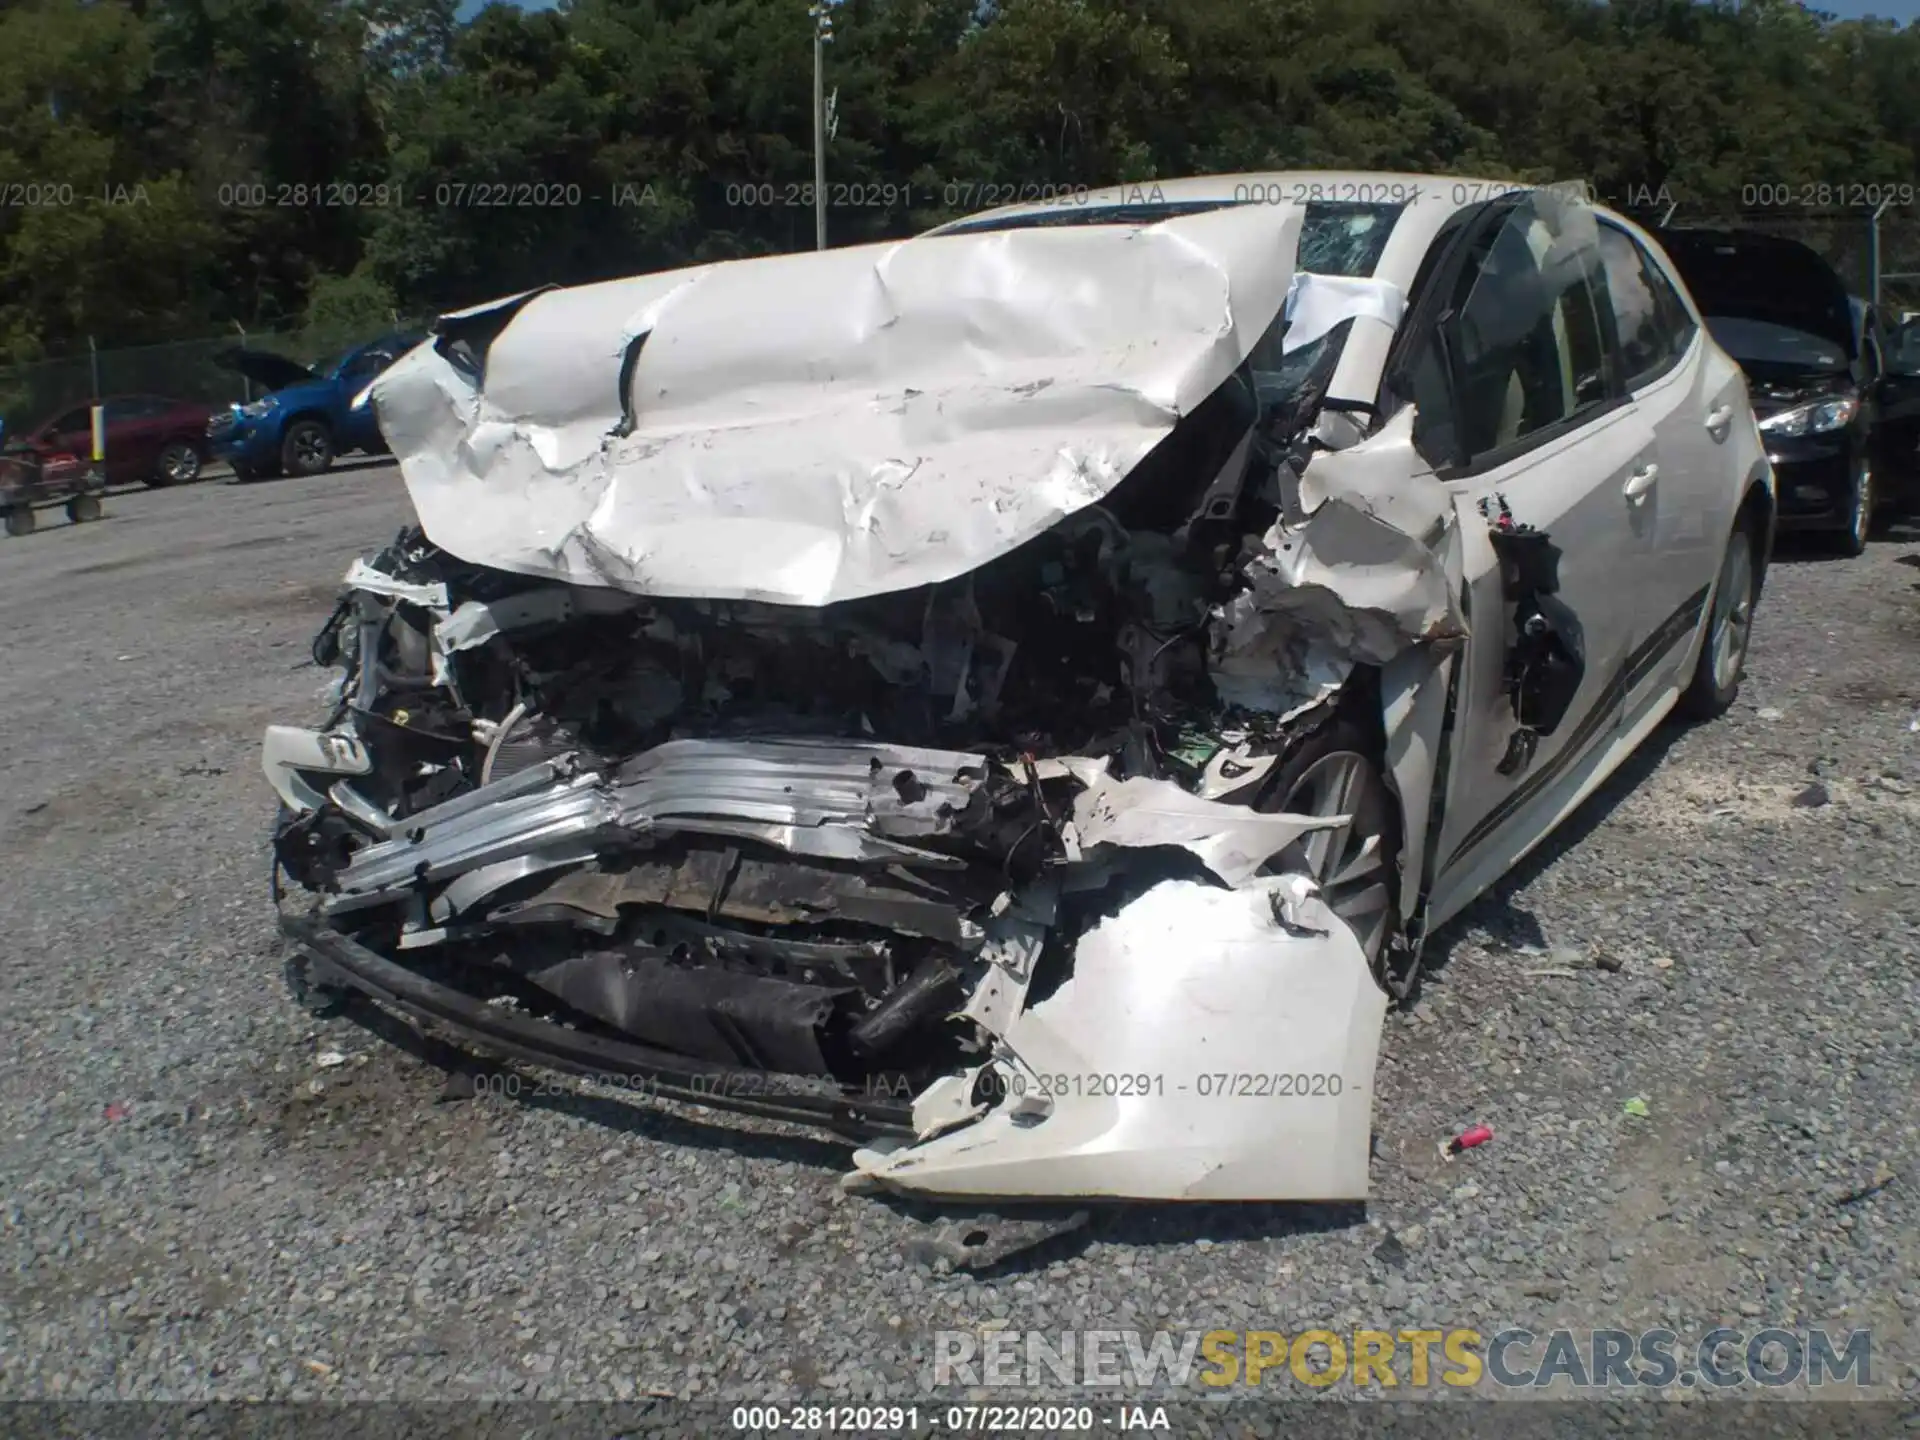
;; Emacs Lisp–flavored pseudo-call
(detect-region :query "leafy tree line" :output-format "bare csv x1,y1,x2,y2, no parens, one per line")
2,0,1917,368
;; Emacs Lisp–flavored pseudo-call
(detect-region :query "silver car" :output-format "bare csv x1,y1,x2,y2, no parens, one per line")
265,172,1771,1202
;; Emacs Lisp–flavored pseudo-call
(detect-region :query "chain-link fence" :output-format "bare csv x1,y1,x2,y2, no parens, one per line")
0,319,427,434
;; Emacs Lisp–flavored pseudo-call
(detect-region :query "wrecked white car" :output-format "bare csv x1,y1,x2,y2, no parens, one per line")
266,173,1773,1202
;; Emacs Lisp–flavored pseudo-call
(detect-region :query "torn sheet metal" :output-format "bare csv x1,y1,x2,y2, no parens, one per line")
370,203,1308,606
1069,768,1340,888
1214,406,1464,715
342,558,448,611
853,877,1386,1201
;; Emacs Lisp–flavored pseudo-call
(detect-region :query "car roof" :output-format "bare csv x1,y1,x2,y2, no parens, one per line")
930,170,1635,298
937,170,1587,228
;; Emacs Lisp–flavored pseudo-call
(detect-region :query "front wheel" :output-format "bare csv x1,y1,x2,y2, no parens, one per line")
66,493,102,524
1835,458,1874,557
3,505,34,537
150,441,202,488
1676,520,1759,721
1257,718,1401,979
281,420,335,477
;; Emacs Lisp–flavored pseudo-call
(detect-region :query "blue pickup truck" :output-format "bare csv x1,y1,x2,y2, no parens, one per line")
210,332,424,480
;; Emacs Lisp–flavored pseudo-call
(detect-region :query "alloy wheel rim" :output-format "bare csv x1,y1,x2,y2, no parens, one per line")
1850,463,1872,549
164,448,199,483
1710,533,1754,692
296,430,327,464
1277,750,1394,963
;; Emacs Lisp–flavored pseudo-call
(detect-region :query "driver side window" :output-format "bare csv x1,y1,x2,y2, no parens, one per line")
1411,203,1613,471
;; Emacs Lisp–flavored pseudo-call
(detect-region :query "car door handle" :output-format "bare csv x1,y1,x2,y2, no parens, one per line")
1705,405,1734,441
1623,462,1659,500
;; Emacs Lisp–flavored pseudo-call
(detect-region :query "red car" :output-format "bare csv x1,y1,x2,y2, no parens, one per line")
18,394,219,487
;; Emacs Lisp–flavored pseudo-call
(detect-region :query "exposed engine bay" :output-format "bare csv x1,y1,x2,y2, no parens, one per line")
273,406,1385,1101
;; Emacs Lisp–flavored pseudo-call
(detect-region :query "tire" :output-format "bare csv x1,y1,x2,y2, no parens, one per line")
150,441,202,488
65,493,102,524
1835,457,1873,557
1676,517,1760,722
1256,717,1401,978
3,505,33,537
281,419,335,477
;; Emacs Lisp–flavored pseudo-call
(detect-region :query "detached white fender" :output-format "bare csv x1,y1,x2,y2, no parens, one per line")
854,877,1388,1201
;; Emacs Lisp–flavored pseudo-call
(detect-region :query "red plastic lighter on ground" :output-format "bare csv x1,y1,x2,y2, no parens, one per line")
1441,1124,1494,1161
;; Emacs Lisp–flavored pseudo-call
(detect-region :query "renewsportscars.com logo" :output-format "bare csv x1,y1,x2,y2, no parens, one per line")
930,1327,1875,1391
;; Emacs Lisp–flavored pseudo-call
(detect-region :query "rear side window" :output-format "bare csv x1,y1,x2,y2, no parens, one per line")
1415,204,1611,466
1598,224,1696,388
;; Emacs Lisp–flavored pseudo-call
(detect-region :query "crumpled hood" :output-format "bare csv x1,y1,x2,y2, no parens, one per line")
371,203,1308,606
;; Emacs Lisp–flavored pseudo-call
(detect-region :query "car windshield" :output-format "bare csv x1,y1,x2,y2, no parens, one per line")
939,198,1404,278
1704,316,1849,374
939,199,1404,417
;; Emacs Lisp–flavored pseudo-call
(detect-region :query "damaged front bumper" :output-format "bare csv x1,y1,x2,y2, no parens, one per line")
280,910,918,1137
851,875,1386,1201
272,713,1381,1200
279,869,1384,1201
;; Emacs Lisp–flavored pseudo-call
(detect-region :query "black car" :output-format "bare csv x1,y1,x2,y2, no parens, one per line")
1655,227,1908,555
1882,312,1920,507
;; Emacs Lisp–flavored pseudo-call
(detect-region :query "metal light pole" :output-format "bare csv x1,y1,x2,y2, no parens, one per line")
1869,197,1891,308
809,1,835,250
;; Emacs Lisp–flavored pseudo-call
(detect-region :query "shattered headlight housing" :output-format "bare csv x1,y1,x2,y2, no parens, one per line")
1757,395,1856,437
238,398,275,419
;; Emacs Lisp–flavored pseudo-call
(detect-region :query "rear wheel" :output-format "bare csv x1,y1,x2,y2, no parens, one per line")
3,505,33,537
1677,519,1759,721
281,420,335,477
65,493,102,523
1257,718,1400,976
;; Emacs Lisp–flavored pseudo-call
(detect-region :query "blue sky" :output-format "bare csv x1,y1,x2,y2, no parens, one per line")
1815,0,1920,17
458,0,1919,19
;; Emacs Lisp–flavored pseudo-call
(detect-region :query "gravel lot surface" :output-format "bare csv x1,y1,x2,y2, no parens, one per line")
2,467,1916,1406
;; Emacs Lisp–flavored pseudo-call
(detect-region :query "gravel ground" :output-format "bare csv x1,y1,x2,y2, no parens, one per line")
1,467,1916,1407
